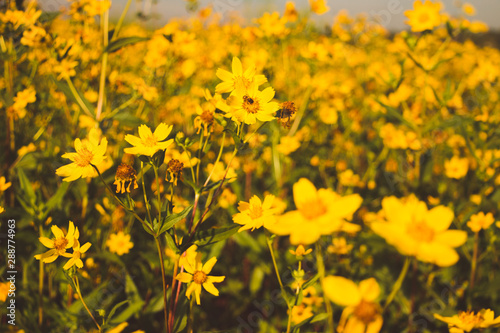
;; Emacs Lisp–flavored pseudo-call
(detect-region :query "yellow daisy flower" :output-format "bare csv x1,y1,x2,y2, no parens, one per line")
215,57,267,95
62,239,91,270
434,309,500,332
124,123,174,157
404,0,443,32
106,231,134,256
217,84,279,125
267,178,362,244
0,176,11,192
232,194,277,232
35,221,77,263
323,276,383,333
175,245,225,305
467,212,495,233
55,128,108,182
370,196,467,267
309,0,330,15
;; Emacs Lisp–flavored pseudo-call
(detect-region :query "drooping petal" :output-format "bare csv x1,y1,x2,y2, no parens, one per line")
202,281,219,296
207,275,225,283
358,278,380,302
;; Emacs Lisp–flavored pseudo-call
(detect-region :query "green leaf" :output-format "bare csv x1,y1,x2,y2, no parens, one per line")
158,205,193,235
302,273,320,290
105,300,129,326
184,224,239,250
17,168,36,206
41,181,70,220
292,313,328,332
104,36,149,54
181,178,201,193
141,220,156,236
165,231,179,253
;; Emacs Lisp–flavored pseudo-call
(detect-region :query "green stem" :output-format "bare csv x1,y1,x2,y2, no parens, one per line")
73,276,101,332
153,165,162,227
203,132,226,187
96,9,109,121
383,257,411,312
155,237,169,333
141,161,153,227
111,0,133,41
65,77,93,118
316,243,334,332
469,232,479,307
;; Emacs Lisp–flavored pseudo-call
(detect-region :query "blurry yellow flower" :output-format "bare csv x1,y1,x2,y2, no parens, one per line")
289,245,312,257
218,84,279,125
468,21,488,33
206,162,237,183
106,231,134,255
124,123,173,157
107,322,129,333
176,245,225,305
233,194,277,232
0,282,11,302
219,188,237,209
0,206,4,215
268,178,362,244
309,0,330,15
290,304,314,324
404,0,443,32
445,156,469,179
0,177,12,192
62,240,91,270
462,3,476,16
56,128,108,182
12,87,36,119
323,276,383,333
434,309,500,332
17,143,36,157
54,58,78,80
467,212,495,233
328,237,353,255
35,221,77,263
284,2,298,22
370,196,467,267
215,57,267,95
277,136,300,155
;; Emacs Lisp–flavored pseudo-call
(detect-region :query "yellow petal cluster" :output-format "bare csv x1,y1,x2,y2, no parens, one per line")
124,123,173,157
232,194,278,232
434,309,500,333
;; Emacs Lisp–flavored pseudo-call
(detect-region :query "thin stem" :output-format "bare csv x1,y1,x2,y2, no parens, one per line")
155,237,169,333
141,161,153,226
38,228,44,327
469,232,479,308
65,77,93,118
316,243,334,332
203,132,226,187
73,276,101,332
153,165,162,226
267,237,284,290
383,257,411,312
196,131,203,184
111,0,133,41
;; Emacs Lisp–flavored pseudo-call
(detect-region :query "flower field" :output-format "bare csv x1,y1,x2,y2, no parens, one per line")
2,0,500,332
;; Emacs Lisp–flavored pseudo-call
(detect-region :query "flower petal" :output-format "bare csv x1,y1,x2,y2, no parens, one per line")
322,276,361,306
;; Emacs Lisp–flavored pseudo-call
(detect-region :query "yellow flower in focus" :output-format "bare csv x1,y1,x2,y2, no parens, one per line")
370,196,467,267
434,309,500,332
462,3,476,16
323,276,383,333
35,221,77,263
467,212,495,233
309,0,330,15
404,0,443,32
267,178,362,244
56,128,108,182
284,2,298,22
0,177,12,192
215,57,267,95
106,231,134,256
233,194,277,232
175,245,225,305
62,240,91,270
445,156,469,179
218,84,279,125
124,123,173,157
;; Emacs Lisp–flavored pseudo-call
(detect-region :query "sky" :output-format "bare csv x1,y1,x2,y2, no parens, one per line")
38,0,500,31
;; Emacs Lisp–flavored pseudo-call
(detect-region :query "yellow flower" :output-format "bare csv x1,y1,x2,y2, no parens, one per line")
467,212,495,233
0,282,11,302
309,0,330,15
445,156,469,179
233,194,278,232
277,136,301,155
404,0,443,32
218,84,279,125
267,178,362,244
289,245,313,257
323,276,383,333
0,176,12,192
175,245,225,305
124,123,173,157
114,163,138,194
62,240,91,270
0,206,4,215
106,231,134,256
56,128,108,182
284,2,298,22
215,57,267,95
462,3,476,16
290,304,314,324
35,221,77,263
434,309,500,332
370,196,467,267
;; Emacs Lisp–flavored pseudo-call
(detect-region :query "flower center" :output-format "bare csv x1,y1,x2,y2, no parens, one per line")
249,205,263,219
299,200,327,220
200,110,214,124
54,237,69,251
74,148,94,167
243,95,260,114
193,271,207,284
418,12,429,23
407,221,435,243
143,135,158,147
353,300,380,325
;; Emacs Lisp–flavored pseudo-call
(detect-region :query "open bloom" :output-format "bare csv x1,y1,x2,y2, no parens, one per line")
232,194,278,232
370,196,467,267
215,57,267,95
62,239,91,270
217,84,279,125
35,221,77,263
56,128,108,182
309,0,330,15
404,0,443,32
323,276,383,333
124,123,173,157
267,178,362,244
175,245,225,305
106,231,134,255
434,309,500,332
467,212,495,232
